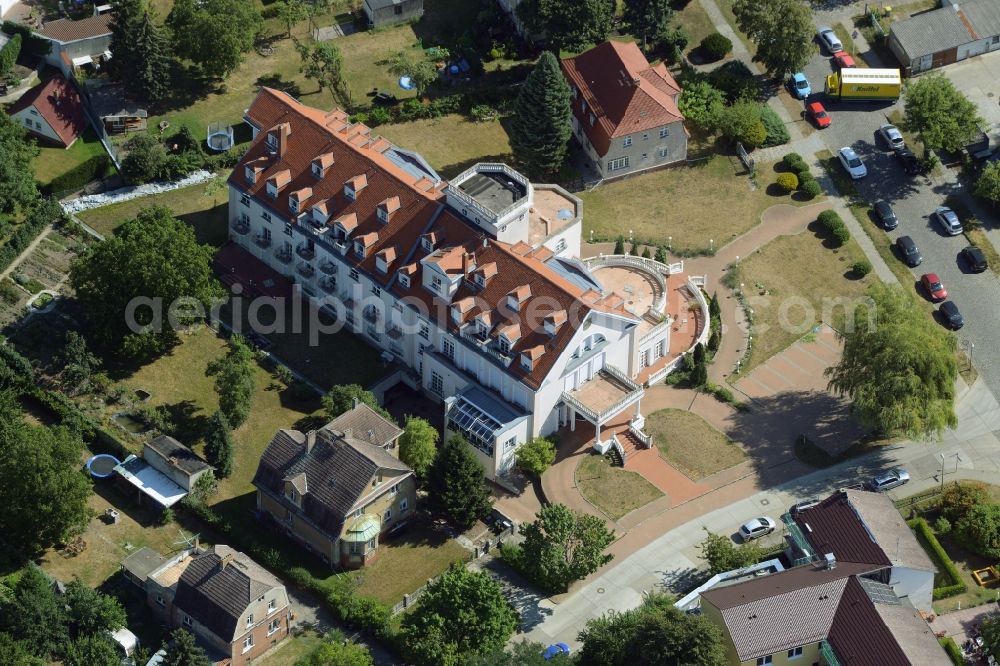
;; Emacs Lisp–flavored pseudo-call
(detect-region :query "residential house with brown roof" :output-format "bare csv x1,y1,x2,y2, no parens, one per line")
700,560,950,666
36,10,112,76
6,74,86,148
123,544,290,666
561,40,688,180
225,87,708,481
790,489,936,611
251,404,414,567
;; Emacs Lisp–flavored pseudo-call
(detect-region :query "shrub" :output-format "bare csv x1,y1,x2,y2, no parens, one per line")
782,153,803,169
261,1,285,18
0,279,21,305
367,105,392,126
852,259,872,276
776,173,798,192
795,163,814,178
797,170,816,184
397,98,428,121
800,180,823,199
1,21,51,55
934,516,952,535
470,104,498,122
831,224,851,246
759,105,790,147
658,27,689,64
957,502,1000,559
741,120,767,148
939,637,964,666
940,482,988,523
909,518,966,599
818,210,844,232
700,32,732,61
708,60,761,103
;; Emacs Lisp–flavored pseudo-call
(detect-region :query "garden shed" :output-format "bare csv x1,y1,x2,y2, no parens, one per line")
362,0,423,28
888,0,1000,74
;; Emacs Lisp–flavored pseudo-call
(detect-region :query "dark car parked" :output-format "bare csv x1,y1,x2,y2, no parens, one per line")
961,245,988,273
940,301,964,330
874,201,898,230
895,147,922,175
896,235,922,267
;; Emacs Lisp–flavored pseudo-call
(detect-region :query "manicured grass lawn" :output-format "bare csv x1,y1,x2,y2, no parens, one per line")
674,0,717,54
266,631,326,666
848,203,914,286
580,156,806,252
376,115,513,178
928,527,1000,614
647,408,746,480
341,520,470,605
736,229,873,372
33,129,115,188
575,453,664,520
75,181,229,245
832,24,862,63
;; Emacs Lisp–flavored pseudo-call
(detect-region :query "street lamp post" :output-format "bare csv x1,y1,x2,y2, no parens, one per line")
668,236,672,252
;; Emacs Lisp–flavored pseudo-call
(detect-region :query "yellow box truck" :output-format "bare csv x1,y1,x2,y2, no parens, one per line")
825,68,902,100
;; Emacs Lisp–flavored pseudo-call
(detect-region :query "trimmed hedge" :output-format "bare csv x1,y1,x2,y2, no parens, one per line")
700,32,732,61
0,198,63,276
940,637,963,666
1,21,51,55
852,259,872,277
800,180,823,199
45,155,110,196
909,518,967,600
776,173,798,192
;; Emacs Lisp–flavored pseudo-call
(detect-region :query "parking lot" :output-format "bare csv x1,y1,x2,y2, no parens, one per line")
793,47,1000,398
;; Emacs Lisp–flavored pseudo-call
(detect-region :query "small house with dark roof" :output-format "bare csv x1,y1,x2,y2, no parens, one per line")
144,435,213,492
323,401,404,453
561,40,688,180
888,0,1000,75
790,489,936,611
6,74,86,148
252,411,415,567
136,545,290,666
35,11,112,76
700,560,950,666
362,0,423,28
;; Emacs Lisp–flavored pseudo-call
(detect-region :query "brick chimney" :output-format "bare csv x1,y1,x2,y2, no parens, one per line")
462,252,476,275
275,122,291,158
219,553,234,570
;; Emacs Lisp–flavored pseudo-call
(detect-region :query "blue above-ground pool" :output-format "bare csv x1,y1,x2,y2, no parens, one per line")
87,454,121,479
398,76,415,90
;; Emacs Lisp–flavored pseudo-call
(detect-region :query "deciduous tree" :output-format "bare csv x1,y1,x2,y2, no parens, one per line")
622,0,673,51
64,634,120,666
509,52,572,177
294,630,373,666
0,392,92,555
678,80,725,131
161,629,211,666
517,0,614,54
515,437,556,476
465,641,562,665
975,161,1000,204
903,74,984,154
207,335,256,428
322,384,392,421
0,632,44,666
518,503,614,592
399,565,518,666
280,0,309,38
732,0,815,77
958,502,1000,559
399,416,438,477
940,482,988,523
203,410,234,478
166,0,261,78
70,205,223,358
297,41,349,104
0,565,69,657
57,331,100,395
425,435,492,528
0,111,39,216
63,579,127,637
825,283,957,438
698,529,764,574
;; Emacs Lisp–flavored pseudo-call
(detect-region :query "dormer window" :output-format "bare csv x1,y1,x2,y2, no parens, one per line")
521,355,532,371
353,240,365,257
420,233,437,253
506,285,530,312
399,273,410,288
344,175,367,201
498,336,511,354
335,213,358,238
312,153,333,179
545,310,567,336
266,133,277,151
588,113,596,126
289,198,299,214
476,274,486,288
245,166,257,184
377,196,400,224
266,170,291,199
376,248,395,274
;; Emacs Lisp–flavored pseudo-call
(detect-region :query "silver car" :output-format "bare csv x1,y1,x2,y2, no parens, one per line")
739,516,777,541
817,26,843,54
870,468,910,492
878,124,905,150
933,206,963,236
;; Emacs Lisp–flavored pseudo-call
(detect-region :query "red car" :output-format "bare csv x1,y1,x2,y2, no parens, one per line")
832,51,856,69
921,273,948,301
806,101,831,128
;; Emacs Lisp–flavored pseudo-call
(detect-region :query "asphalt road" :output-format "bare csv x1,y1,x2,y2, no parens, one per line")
794,50,1000,398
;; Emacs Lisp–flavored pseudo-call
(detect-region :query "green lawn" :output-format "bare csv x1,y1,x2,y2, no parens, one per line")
75,181,229,245
580,156,807,252
736,227,874,372
674,0,717,53
377,114,512,178
33,128,115,188
648,409,747,480
575,453,664,520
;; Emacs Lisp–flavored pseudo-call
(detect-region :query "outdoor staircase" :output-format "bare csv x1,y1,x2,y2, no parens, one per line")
606,428,650,467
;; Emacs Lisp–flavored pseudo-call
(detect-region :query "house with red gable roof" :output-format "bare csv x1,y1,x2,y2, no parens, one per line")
225,88,710,482
561,40,688,180
6,74,87,148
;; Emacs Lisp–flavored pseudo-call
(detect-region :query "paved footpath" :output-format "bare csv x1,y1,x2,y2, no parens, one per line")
519,376,1000,649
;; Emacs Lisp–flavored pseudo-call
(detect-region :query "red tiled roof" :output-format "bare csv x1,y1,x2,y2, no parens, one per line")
6,74,86,147
38,13,112,42
561,41,685,157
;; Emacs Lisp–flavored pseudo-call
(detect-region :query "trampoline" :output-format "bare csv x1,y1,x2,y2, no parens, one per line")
87,454,121,479
206,122,234,152
398,76,415,90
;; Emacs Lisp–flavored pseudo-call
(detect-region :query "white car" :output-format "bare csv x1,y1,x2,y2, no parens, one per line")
870,468,910,492
878,124,905,150
817,26,843,54
838,147,867,179
739,516,777,541
933,206,963,236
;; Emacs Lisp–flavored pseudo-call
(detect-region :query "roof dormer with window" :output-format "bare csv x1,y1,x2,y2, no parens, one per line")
420,232,438,253
266,170,291,199
397,263,417,289
311,200,330,225
377,196,400,224
312,153,334,179
266,122,291,158
375,247,396,274
506,285,531,312
288,187,312,215
544,310,567,336
354,232,378,258
496,322,520,355
520,345,544,372
474,262,497,289
451,297,475,325
244,158,267,185
344,175,368,201
334,213,358,238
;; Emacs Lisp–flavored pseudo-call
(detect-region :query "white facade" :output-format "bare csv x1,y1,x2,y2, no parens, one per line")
9,104,64,145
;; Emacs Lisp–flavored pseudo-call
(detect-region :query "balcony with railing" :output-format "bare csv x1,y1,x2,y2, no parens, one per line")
362,306,380,324
319,277,337,294
231,218,250,235
319,260,337,275
296,244,315,261
562,366,644,425
254,234,272,249
275,246,293,264
297,262,315,279
819,641,841,666
332,239,349,255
